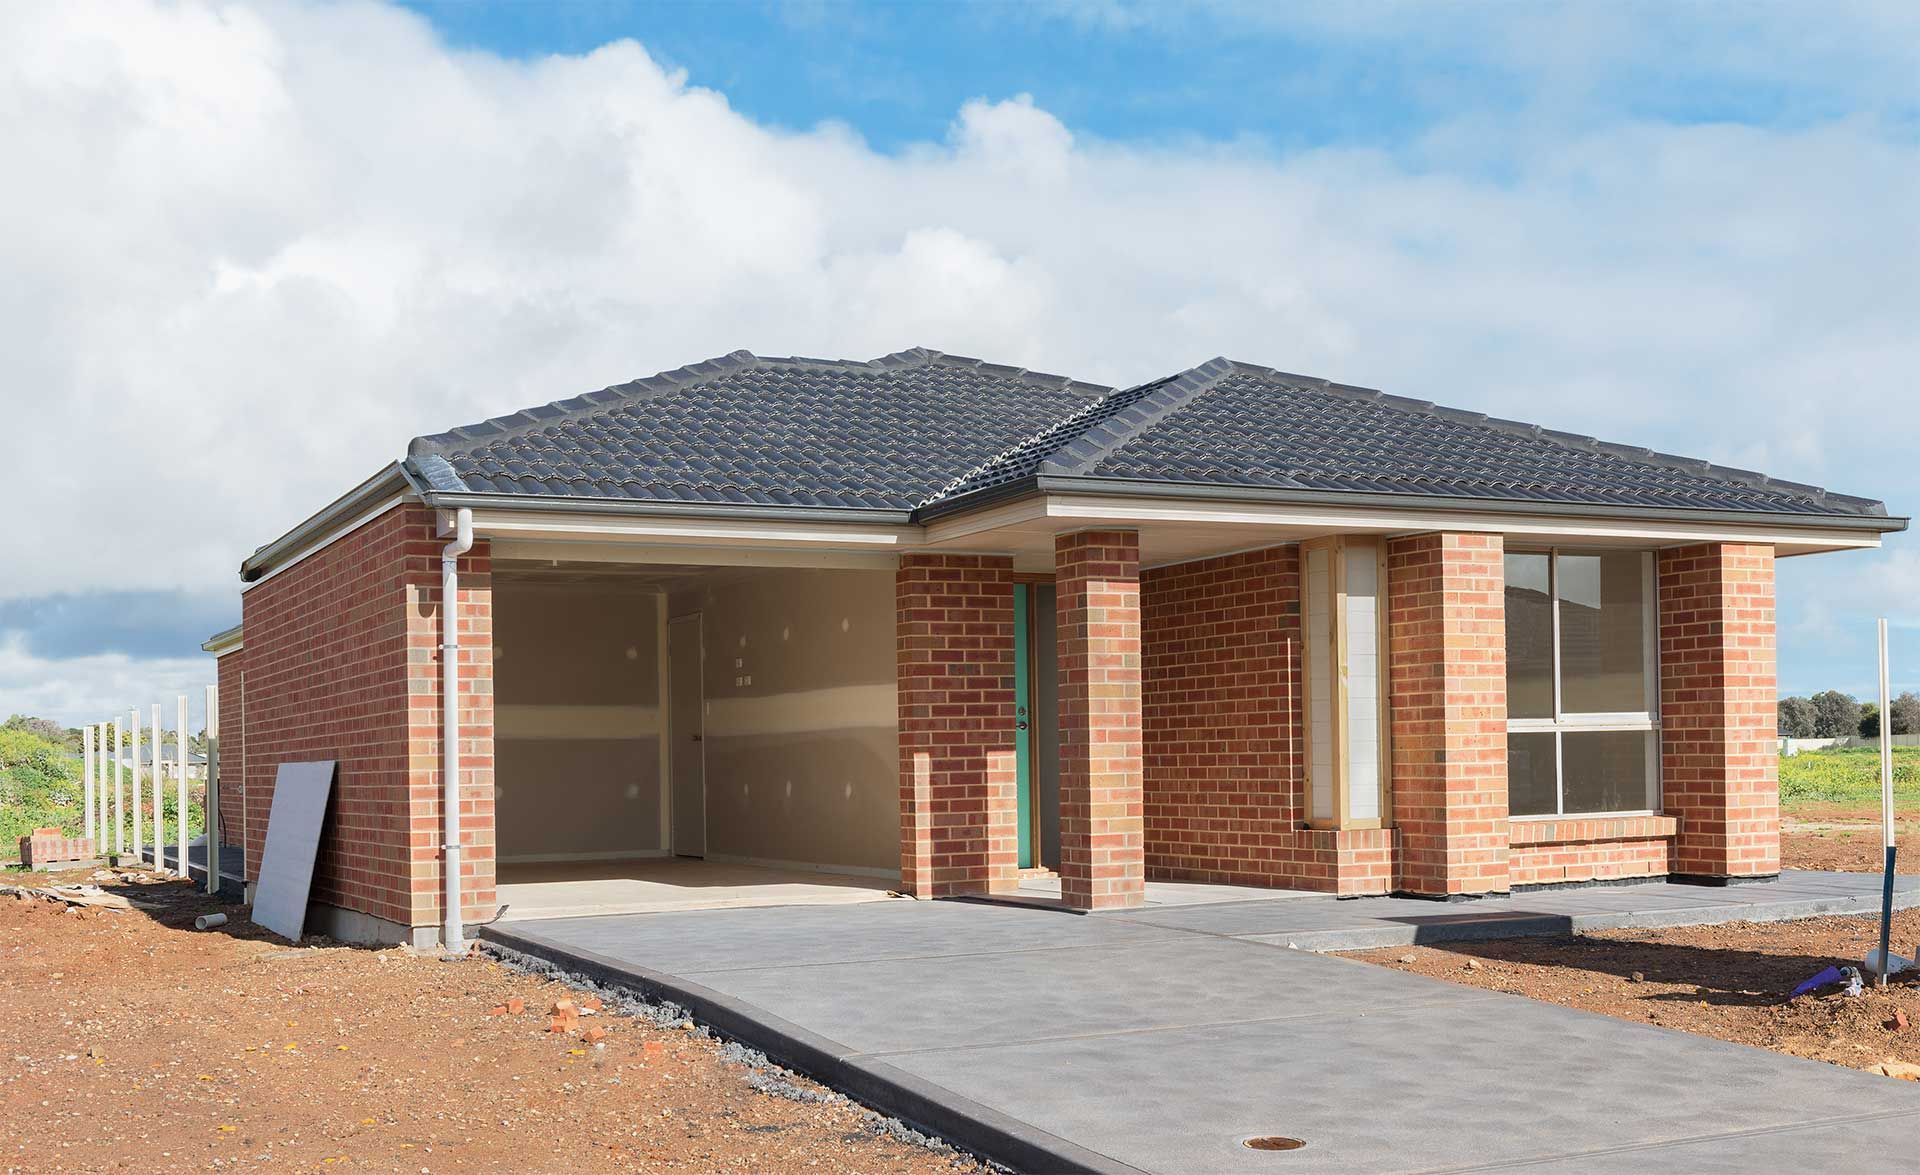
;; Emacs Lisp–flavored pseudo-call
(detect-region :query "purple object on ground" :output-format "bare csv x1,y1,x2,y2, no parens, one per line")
1789,965,1844,999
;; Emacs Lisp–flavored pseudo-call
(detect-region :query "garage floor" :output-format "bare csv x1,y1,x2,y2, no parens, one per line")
492,858,900,922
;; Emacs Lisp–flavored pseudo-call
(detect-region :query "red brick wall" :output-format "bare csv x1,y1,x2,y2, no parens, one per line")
1141,547,1307,887
1509,816,1675,886
1055,530,1145,910
215,648,246,876
1659,543,1779,878
240,504,494,936
896,553,1018,897
1387,532,1510,896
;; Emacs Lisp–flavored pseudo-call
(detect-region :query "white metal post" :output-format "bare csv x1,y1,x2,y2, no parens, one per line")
130,708,143,862
82,725,96,843
111,718,124,856
1876,618,1896,986
177,695,189,884
151,704,163,870
205,683,220,896
99,721,110,849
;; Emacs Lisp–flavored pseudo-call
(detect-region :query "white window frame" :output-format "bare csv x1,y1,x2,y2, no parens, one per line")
1505,547,1662,820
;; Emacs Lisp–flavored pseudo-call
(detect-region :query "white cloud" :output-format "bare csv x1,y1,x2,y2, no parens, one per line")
0,635,212,730
3,0,1917,719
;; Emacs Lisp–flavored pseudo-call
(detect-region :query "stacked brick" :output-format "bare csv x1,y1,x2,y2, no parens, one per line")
19,828,94,869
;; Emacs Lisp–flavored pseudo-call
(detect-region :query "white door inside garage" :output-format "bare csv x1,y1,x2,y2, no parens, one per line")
669,613,706,857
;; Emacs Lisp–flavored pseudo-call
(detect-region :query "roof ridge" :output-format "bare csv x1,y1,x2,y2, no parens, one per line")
1042,357,1237,476
1225,360,1884,517
916,358,1232,508
408,349,764,458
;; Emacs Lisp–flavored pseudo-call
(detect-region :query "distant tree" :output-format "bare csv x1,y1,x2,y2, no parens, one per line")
1860,704,1881,739
1810,690,1862,739
3,714,64,742
1892,692,1920,737
1777,696,1817,738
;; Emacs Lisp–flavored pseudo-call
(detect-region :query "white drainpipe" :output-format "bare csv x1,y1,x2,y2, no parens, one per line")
440,507,474,953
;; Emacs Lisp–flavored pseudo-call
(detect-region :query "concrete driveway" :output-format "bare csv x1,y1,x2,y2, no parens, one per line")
486,895,1920,1174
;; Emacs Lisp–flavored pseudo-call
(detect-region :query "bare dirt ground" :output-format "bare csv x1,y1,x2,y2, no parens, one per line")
1782,817,1920,874
1350,909,1920,1079
0,867,982,1175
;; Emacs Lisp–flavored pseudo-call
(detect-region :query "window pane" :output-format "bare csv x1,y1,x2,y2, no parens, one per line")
1508,732,1557,816
1504,553,1553,719
1557,552,1649,714
1561,730,1655,813
1343,545,1381,822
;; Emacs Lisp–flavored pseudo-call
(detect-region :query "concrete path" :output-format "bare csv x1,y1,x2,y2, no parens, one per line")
485,876,1920,1174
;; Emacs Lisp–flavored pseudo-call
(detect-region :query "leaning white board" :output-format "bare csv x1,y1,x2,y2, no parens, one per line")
251,761,338,942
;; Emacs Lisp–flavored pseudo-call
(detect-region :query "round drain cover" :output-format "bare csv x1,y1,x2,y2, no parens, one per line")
1243,1136,1306,1152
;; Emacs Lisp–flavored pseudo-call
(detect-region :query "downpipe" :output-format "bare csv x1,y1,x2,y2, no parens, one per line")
440,507,474,955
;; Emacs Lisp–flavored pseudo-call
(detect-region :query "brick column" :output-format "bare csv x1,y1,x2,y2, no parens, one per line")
1387,532,1509,897
1056,530,1145,910
896,554,1019,897
1658,543,1779,880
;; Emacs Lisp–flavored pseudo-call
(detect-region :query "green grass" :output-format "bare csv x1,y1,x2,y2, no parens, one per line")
0,727,203,858
1778,744,1920,814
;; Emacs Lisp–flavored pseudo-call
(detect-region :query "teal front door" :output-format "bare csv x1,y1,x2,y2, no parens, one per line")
1013,583,1034,869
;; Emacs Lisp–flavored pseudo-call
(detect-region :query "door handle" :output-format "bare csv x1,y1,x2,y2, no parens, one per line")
691,734,703,742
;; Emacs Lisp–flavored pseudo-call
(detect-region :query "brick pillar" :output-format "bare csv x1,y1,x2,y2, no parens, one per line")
896,554,1019,897
1056,530,1145,910
1387,533,1509,897
1659,543,1779,880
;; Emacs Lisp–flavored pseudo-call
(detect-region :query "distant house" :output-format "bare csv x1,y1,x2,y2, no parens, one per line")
203,349,1904,946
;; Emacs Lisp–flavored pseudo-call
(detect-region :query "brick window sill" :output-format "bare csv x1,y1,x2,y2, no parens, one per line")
1508,815,1678,846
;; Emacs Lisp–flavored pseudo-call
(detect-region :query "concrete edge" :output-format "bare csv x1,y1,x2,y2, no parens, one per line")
479,923,1148,1175
1286,888,1920,953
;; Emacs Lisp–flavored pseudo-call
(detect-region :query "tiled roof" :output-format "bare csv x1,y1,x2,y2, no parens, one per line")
407,351,1890,521
407,349,1108,512
938,359,1887,518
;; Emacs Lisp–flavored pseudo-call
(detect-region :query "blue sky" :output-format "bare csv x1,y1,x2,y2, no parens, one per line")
3,0,1918,725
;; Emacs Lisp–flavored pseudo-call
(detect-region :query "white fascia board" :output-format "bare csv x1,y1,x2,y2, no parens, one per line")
1037,493,1886,552
239,493,412,593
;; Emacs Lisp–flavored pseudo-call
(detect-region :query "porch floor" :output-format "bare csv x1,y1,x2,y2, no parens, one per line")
491,858,899,923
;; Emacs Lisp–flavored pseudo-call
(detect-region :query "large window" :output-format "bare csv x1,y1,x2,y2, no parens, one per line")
1504,550,1659,817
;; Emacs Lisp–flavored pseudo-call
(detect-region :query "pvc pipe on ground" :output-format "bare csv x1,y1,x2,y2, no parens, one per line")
440,507,474,954
194,913,226,930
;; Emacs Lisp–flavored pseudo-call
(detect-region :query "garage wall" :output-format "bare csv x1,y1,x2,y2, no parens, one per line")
669,567,898,875
494,580,663,861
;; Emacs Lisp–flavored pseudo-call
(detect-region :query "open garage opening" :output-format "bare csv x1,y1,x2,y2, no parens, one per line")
489,556,900,921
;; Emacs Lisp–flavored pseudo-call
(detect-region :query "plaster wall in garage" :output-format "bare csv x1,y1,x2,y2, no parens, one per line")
669,566,898,876
494,578,663,861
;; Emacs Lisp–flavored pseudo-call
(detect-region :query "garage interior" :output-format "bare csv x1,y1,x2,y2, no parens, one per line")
489,557,906,921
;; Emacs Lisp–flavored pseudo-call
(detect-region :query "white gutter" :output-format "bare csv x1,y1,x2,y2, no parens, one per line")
440,507,474,953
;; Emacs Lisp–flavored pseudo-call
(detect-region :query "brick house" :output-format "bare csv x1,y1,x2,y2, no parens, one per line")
204,350,1902,946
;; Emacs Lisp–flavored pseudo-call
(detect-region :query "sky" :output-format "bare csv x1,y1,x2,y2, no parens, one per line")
3,0,1918,728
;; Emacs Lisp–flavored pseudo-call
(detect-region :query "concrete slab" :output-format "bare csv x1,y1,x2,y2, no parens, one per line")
492,858,897,922
483,873,1920,1174
1013,876,1325,907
